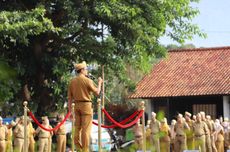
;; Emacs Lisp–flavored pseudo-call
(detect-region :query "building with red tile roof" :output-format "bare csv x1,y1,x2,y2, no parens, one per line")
130,46,230,120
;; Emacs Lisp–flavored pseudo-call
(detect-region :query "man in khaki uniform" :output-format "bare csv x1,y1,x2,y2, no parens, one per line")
6,121,16,152
13,116,26,152
192,113,209,152
222,117,230,151
133,119,143,150
68,61,102,152
150,112,160,152
200,111,212,152
0,116,8,152
159,118,170,152
28,121,35,152
35,116,53,152
184,111,194,150
55,114,66,152
174,113,189,152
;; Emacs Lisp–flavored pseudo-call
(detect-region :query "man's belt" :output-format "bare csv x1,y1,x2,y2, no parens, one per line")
75,100,91,102
16,137,24,139
39,137,49,138
176,134,185,137
57,134,66,135
195,134,204,137
151,132,158,135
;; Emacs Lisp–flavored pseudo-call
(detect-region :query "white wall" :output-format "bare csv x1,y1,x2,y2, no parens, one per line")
223,96,230,118
145,100,152,121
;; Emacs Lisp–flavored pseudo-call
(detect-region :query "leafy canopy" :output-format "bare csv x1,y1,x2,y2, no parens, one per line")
0,0,204,115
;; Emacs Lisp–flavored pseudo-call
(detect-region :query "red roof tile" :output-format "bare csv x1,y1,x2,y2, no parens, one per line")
130,46,230,98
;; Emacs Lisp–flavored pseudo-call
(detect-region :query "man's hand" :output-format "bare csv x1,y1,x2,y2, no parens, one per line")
98,77,103,84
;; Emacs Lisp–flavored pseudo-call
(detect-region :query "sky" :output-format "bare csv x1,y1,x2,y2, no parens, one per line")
160,0,230,48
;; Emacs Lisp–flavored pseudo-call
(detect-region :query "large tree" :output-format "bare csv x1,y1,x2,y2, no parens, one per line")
0,0,205,116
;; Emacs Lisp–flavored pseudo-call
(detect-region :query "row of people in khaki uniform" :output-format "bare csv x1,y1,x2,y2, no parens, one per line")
133,111,230,152
0,114,66,152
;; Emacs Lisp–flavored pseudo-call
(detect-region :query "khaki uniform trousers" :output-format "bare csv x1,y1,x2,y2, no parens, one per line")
74,102,93,152
14,138,24,152
0,140,6,152
206,134,212,152
216,133,224,152
151,134,160,152
38,138,49,152
160,136,170,152
48,137,52,152
194,135,206,152
28,136,35,152
134,135,143,150
56,135,66,152
5,140,13,152
174,135,187,152
187,137,194,150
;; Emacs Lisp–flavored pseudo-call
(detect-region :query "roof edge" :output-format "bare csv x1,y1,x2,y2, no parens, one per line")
169,46,230,52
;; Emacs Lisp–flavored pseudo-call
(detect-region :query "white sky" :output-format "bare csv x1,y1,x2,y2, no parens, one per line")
160,0,230,47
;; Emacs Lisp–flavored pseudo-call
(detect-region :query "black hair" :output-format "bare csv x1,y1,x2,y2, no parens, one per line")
76,69,83,73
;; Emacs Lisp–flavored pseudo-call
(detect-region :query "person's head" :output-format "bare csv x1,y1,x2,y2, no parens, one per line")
8,120,16,129
171,119,176,126
151,112,156,120
192,115,197,121
184,111,192,121
161,117,167,125
74,61,88,76
58,114,64,121
206,115,211,121
177,113,183,123
200,111,205,120
196,113,201,122
41,116,48,125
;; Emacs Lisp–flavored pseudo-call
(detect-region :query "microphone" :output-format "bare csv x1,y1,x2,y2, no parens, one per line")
86,73,96,80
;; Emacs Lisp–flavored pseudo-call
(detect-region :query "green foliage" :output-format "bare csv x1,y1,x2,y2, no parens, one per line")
0,59,20,103
0,0,204,115
0,7,59,45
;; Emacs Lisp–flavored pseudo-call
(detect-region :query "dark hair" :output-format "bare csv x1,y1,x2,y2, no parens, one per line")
76,69,82,73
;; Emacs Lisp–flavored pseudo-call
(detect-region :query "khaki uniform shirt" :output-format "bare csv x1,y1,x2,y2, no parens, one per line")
133,125,143,137
14,124,24,138
186,120,194,138
205,120,213,134
0,124,8,140
192,121,209,136
56,123,66,135
174,122,189,136
150,119,160,134
68,74,97,102
36,125,52,138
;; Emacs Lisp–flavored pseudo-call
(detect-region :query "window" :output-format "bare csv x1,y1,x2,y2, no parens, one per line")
192,104,216,119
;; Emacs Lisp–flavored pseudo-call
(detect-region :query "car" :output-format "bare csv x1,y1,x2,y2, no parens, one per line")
64,119,112,152
2,117,15,124
90,123,112,152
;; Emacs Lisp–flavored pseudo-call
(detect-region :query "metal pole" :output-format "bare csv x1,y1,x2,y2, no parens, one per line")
97,99,102,152
141,101,146,152
23,101,28,152
71,103,75,152
102,65,105,124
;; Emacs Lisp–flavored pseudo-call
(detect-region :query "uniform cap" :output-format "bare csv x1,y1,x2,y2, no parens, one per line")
10,120,16,126
151,112,156,116
74,61,87,71
185,111,192,117
177,113,183,118
161,118,167,123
